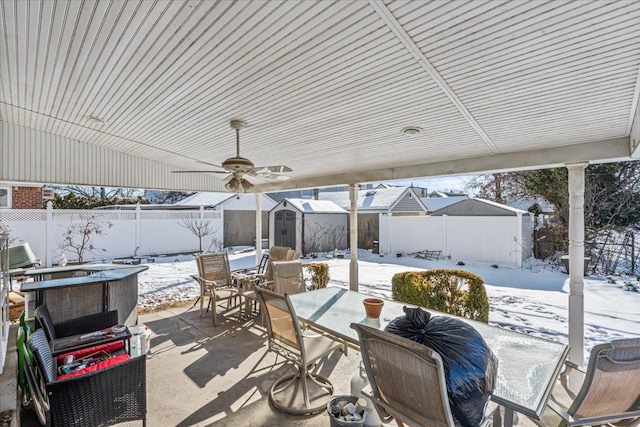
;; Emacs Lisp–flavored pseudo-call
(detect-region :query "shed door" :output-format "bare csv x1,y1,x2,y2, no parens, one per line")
274,210,296,249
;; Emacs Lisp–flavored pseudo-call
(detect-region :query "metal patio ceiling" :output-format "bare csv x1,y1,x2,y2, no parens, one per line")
1,0,639,192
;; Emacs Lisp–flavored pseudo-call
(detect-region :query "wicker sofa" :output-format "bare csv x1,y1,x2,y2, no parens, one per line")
27,329,147,426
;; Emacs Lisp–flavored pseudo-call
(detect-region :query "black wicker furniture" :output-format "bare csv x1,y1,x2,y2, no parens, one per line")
26,329,147,426
34,304,125,356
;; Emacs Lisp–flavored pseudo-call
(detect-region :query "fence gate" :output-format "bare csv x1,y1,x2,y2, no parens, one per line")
274,210,296,249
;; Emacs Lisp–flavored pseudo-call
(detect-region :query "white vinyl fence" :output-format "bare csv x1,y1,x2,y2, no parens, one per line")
379,214,532,267
0,204,223,266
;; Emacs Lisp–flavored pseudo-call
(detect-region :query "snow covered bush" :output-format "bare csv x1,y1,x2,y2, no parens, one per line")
391,269,489,323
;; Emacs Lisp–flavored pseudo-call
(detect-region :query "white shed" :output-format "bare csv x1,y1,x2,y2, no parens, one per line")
269,198,348,255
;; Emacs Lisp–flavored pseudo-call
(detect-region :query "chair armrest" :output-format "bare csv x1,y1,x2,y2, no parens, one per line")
546,400,640,426
54,310,119,338
47,355,146,427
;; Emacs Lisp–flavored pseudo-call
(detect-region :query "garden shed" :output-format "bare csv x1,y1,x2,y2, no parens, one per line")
379,196,533,268
319,187,426,252
176,193,276,247
269,198,347,255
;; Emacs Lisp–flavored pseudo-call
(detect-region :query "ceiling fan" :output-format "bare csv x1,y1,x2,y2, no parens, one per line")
173,120,292,192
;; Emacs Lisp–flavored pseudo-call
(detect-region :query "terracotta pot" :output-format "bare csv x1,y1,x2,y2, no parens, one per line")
363,298,384,319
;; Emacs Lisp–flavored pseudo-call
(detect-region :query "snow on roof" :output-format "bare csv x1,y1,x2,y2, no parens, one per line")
174,192,235,206
318,187,409,210
507,196,556,213
470,197,529,214
420,196,467,212
283,198,346,213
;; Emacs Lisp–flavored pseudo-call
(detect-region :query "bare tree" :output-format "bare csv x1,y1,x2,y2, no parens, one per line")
49,185,144,200
59,214,113,263
178,216,218,254
299,222,347,256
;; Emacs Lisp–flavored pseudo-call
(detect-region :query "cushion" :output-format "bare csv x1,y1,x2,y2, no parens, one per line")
57,354,131,381
55,341,125,364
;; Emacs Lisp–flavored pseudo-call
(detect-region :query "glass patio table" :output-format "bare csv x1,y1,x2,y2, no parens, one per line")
289,287,569,427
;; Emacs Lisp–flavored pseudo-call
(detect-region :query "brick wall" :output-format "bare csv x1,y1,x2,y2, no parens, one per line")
12,186,43,209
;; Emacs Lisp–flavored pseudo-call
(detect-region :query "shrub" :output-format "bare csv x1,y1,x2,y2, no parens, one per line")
303,263,330,290
391,269,489,323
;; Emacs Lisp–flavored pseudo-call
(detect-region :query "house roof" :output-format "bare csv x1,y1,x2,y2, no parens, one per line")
319,187,416,211
2,2,638,192
280,199,346,214
420,196,468,212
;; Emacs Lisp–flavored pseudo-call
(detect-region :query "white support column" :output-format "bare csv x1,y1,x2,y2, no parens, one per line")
567,162,588,389
349,184,359,291
255,193,263,266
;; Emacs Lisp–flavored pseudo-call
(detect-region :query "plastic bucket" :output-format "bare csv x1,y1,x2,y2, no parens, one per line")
327,395,366,427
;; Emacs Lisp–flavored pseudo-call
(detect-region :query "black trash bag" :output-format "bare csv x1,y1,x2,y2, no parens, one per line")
384,306,498,427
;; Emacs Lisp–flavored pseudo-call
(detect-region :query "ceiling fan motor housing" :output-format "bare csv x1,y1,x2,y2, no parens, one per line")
221,156,255,172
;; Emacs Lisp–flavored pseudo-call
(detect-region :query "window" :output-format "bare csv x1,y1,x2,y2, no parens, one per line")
0,187,11,208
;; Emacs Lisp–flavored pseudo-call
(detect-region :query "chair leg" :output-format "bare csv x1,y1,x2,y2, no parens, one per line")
211,295,217,327
199,292,205,318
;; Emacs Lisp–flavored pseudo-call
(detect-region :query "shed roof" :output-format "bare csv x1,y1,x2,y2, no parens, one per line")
428,197,529,216
420,196,468,212
280,199,346,214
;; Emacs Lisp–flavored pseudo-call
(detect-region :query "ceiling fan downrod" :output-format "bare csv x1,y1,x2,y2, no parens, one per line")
230,120,247,158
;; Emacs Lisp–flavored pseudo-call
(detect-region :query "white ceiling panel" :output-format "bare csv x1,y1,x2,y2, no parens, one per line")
1,0,639,192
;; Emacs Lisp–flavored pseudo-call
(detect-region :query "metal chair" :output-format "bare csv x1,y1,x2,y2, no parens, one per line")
531,338,640,427
351,323,497,427
272,260,306,295
194,252,240,326
255,287,346,415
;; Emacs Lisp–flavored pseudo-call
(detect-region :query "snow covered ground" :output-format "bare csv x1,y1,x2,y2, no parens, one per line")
137,249,640,357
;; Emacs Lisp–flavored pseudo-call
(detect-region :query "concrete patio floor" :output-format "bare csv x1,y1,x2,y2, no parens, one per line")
120,303,535,427
11,301,536,426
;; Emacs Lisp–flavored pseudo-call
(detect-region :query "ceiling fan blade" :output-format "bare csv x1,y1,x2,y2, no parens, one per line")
246,170,291,181
252,165,292,173
171,170,229,174
223,174,234,183
195,160,226,169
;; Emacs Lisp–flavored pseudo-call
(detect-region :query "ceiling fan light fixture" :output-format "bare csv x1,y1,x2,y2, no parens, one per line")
401,126,422,136
225,178,239,192
241,179,254,192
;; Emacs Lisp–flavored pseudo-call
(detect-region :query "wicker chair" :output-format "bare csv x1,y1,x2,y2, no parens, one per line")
351,323,497,427
34,304,119,356
255,287,346,415
272,260,306,295
26,329,146,427
194,252,240,326
530,338,640,427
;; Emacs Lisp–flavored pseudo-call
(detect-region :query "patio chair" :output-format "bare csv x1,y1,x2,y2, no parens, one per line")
351,323,497,427
233,252,269,319
26,329,146,427
194,252,240,326
255,287,346,415
259,246,299,289
530,337,640,427
272,260,306,295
